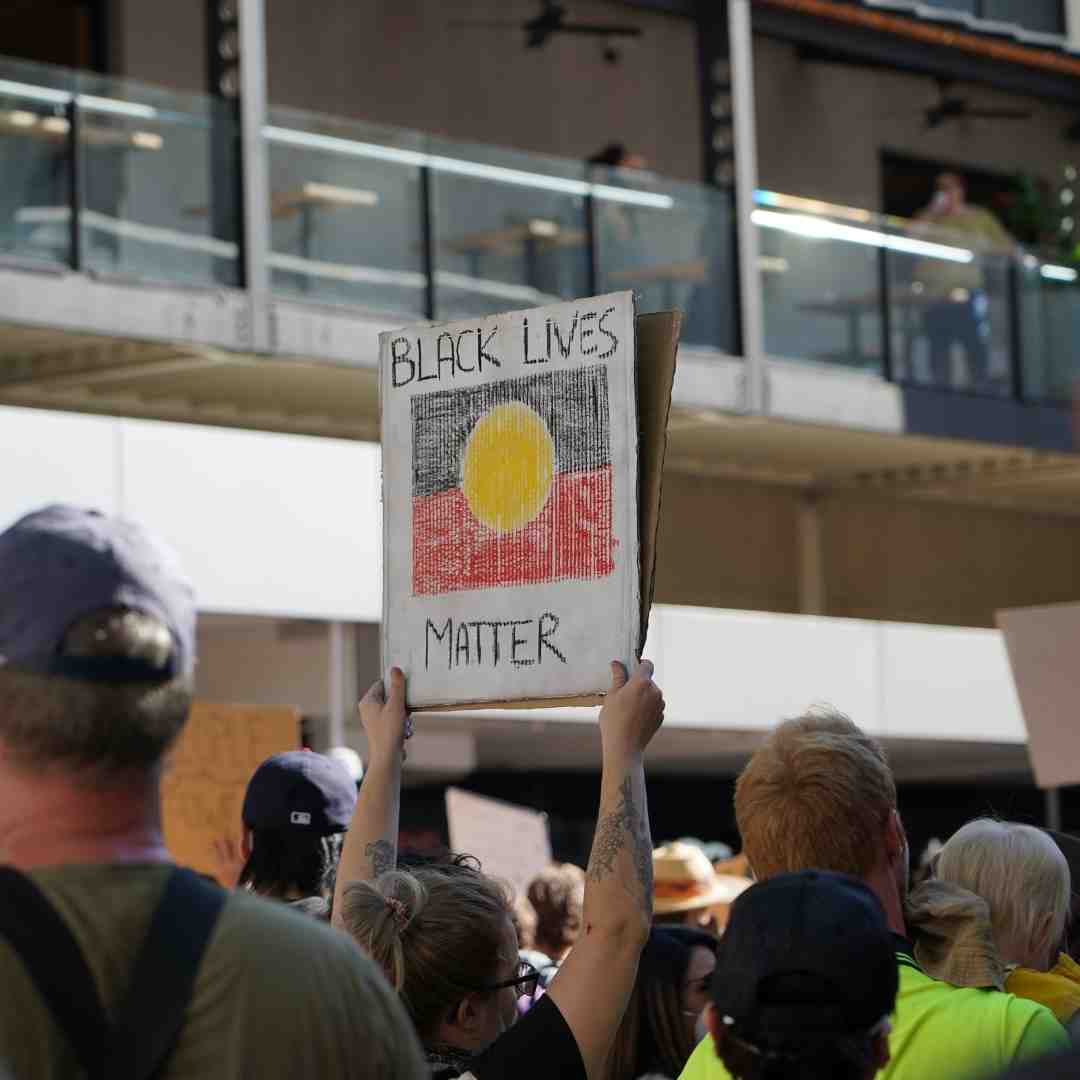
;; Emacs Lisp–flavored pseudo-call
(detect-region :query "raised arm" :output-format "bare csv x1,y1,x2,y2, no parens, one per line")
546,659,664,1080
331,667,410,928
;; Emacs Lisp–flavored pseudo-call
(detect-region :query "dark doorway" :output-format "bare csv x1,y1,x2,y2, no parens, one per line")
881,150,1035,243
0,0,109,73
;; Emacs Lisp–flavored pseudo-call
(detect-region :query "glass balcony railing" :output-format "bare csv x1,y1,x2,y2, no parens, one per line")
0,56,240,286
0,53,1078,410
261,106,738,351
753,191,1080,405
264,110,427,317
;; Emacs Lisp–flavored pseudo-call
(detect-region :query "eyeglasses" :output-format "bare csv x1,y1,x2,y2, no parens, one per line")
475,960,542,1001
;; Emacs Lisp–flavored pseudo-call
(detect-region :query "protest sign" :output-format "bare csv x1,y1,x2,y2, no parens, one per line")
446,787,552,898
380,292,679,709
997,602,1080,789
161,701,300,881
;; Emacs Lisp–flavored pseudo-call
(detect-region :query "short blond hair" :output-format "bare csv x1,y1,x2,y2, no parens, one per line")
937,819,1070,966
735,709,896,880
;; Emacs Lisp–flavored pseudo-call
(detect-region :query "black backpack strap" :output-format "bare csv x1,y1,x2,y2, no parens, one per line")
0,866,108,1079
0,865,226,1080
105,867,227,1080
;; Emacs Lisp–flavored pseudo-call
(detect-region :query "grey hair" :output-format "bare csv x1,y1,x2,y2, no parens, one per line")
0,607,192,774
936,818,1070,968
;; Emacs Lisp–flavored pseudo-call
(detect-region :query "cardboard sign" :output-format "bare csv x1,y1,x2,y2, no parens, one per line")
446,787,552,897
161,701,300,881
997,602,1080,789
380,292,679,709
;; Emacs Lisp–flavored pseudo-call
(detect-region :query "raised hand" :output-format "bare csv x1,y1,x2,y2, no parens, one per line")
598,659,665,757
358,667,414,764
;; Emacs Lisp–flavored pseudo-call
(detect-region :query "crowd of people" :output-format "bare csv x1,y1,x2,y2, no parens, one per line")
3,503,1080,1079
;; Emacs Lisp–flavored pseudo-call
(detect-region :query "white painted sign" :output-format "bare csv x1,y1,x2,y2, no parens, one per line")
446,788,552,898
380,292,640,708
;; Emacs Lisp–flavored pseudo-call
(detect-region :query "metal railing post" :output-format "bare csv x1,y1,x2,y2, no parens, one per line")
1008,259,1026,401
420,165,436,320
67,97,82,272
728,0,767,414
237,0,271,351
878,247,894,383
584,186,599,299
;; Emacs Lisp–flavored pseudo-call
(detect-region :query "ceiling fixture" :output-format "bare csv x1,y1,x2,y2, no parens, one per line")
925,80,1031,130
450,1,642,53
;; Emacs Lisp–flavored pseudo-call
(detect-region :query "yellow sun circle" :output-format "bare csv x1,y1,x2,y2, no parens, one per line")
462,401,555,533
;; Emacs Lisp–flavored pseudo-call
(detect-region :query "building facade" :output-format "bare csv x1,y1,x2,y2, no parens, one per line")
2,0,1080,850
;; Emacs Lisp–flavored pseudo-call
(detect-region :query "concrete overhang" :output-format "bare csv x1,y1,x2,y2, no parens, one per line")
2,263,1080,518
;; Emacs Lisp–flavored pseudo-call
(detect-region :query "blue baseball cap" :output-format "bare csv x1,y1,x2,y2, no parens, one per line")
0,504,196,682
242,751,358,834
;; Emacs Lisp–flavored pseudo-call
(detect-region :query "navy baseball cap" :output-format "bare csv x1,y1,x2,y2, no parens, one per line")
242,751,358,834
713,871,898,1047
0,504,196,682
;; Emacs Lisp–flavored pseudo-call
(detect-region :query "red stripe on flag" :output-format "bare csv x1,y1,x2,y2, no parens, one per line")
412,466,614,595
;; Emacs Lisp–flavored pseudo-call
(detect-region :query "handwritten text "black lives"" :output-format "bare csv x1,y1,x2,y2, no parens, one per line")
390,305,619,389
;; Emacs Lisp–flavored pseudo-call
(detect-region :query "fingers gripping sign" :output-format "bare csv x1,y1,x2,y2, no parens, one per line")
599,658,664,756
359,667,414,764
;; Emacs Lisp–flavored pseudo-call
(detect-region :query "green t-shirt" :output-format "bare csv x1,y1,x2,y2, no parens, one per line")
0,863,421,1080
679,943,1068,1080
914,206,1013,297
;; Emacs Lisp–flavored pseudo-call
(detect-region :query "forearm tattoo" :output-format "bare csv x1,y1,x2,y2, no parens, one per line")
587,775,652,911
364,839,395,878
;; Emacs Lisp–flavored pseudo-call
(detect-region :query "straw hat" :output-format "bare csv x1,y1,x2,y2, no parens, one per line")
652,841,751,915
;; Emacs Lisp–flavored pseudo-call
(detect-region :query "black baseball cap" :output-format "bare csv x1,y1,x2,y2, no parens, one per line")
713,871,898,1049
0,504,196,682
242,751,357,834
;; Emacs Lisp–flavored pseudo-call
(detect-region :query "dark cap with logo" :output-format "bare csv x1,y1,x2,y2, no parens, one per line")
0,504,195,682
242,751,357,835
713,870,898,1049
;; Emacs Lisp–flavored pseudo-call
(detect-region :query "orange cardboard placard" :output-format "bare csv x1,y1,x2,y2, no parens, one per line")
161,701,300,881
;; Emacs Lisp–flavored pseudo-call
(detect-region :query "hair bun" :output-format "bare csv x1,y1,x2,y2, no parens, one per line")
385,895,409,929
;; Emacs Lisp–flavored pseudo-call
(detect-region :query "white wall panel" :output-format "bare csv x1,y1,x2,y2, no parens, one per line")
120,418,381,620
0,405,381,622
651,605,880,731
0,405,119,525
878,621,1024,742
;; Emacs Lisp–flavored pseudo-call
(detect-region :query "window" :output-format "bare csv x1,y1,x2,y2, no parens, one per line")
917,0,1064,36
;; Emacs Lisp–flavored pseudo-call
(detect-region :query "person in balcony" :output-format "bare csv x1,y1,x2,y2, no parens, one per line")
914,171,1015,392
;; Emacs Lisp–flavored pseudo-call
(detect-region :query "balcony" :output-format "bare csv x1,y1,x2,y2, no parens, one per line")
0,53,1077,464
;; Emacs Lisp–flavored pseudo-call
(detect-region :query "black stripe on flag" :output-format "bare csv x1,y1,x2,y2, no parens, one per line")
411,366,611,499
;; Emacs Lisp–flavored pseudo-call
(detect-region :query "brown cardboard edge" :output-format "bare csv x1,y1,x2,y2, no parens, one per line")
414,694,605,713
635,309,682,656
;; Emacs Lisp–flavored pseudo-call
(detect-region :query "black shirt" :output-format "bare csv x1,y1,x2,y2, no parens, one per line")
431,995,586,1080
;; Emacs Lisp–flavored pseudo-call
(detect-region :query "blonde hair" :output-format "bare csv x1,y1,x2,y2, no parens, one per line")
936,819,1070,967
339,860,513,1039
735,709,896,880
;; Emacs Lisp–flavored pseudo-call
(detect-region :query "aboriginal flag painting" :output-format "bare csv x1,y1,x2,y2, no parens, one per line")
411,366,614,595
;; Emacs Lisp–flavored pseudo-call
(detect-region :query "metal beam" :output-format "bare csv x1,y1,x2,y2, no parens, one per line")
1046,786,1063,831
728,0,767,413
328,621,347,748
797,491,827,614
1068,0,1080,49
238,0,272,352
